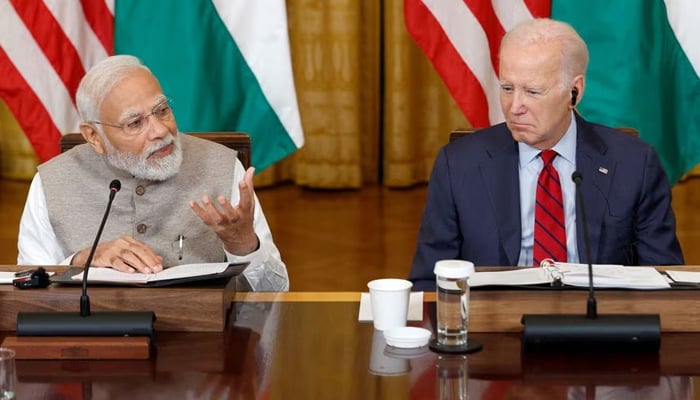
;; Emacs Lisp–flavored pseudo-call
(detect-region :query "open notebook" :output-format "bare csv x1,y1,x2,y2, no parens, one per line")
52,262,248,287
469,262,670,290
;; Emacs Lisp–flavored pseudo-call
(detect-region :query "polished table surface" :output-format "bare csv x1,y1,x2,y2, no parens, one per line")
2,292,699,399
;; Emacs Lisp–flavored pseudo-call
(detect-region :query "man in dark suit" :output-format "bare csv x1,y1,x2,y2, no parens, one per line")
410,18,684,290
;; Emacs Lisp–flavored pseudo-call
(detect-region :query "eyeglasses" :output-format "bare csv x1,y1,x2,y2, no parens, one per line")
90,98,174,136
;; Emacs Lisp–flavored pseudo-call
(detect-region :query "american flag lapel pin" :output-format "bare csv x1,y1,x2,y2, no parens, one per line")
598,166,609,175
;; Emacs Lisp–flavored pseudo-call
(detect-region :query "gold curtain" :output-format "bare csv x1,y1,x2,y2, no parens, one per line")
258,0,467,188
0,0,467,188
0,99,38,180
381,0,468,187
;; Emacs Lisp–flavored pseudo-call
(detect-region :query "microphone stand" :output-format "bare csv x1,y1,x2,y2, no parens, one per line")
80,181,119,317
574,171,597,320
17,180,155,338
521,171,661,352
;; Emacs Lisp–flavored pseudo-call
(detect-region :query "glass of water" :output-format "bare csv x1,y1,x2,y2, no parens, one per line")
0,348,16,400
434,260,474,347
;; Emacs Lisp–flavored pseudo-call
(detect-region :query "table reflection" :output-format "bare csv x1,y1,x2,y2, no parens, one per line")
3,300,698,399
436,354,468,400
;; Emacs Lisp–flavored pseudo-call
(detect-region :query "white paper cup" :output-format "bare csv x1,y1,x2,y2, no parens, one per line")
367,278,413,331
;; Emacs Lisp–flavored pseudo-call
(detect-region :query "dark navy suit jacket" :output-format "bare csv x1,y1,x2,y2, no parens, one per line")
410,115,684,290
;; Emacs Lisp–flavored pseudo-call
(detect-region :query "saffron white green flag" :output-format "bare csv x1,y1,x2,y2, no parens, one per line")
553,1,700,183
115,0,304,170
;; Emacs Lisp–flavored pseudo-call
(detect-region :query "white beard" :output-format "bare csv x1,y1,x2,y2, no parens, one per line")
103,133,183,181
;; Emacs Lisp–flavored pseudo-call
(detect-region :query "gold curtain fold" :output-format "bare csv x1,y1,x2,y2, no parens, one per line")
0,0,468,188
381,0,468,187
0,99,38,180
260,0,381,188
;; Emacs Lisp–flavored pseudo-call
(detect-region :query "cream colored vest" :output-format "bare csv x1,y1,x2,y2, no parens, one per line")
38,134,236,267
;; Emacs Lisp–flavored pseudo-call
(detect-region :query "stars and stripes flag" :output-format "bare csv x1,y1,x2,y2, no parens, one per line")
404,0,550,128
0,0,113,162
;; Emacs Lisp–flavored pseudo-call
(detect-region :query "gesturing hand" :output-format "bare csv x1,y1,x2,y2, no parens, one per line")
189,167,259,255
71,236,164,274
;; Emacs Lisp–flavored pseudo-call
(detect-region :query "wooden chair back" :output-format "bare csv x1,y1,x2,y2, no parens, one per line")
60,132,251,169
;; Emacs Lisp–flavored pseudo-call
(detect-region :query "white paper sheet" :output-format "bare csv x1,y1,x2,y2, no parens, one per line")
0,270,55,284
665,270,700,284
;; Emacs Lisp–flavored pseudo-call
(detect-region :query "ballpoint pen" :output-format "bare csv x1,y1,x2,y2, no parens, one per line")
177,234,185,261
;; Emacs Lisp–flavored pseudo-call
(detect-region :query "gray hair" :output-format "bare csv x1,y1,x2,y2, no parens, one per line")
76,55,153,123
500,18,589,86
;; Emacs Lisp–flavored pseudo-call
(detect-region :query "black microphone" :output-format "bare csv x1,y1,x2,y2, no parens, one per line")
521,171,660,351
81,179,121,317
17,180,155,337
572,171,597,319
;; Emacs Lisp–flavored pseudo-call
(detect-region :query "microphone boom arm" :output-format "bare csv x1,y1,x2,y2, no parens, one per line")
572,171,597,319
81,181,120,316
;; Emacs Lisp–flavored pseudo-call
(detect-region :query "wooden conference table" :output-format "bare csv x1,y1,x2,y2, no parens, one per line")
1,268,700,398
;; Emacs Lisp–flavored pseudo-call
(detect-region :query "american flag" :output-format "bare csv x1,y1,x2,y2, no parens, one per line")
404,0,550,128
0,0,113,162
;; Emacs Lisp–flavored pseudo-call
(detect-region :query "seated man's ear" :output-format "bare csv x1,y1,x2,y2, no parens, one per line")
79,123,106,155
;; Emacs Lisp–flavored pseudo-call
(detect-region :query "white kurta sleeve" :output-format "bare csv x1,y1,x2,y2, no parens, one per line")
17,174,73,265
223,160,289,291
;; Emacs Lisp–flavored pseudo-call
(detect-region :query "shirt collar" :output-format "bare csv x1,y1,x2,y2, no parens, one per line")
518,111,577,167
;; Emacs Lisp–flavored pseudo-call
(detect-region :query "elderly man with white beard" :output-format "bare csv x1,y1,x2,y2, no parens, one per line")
17,55,288,292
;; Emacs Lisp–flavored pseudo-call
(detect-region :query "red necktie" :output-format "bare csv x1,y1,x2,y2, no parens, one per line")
533,149,567,266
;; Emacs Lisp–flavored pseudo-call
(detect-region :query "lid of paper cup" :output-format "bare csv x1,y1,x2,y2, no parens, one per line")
383,327,431,348
433,260,475,278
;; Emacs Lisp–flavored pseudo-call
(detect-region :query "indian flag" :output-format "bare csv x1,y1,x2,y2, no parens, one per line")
0,0,303,171
405,0,700,183
553,1,700,184
115,0,303,170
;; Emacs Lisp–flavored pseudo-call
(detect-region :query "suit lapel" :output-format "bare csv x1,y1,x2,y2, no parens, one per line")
574,115,613,263
480,128,521,265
